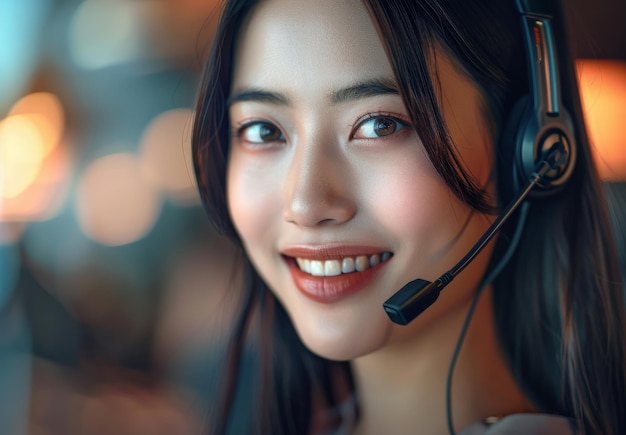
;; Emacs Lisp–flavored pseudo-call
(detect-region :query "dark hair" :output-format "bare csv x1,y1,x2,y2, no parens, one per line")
192,0,626,433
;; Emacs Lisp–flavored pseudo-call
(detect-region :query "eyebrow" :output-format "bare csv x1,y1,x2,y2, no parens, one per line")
329,78,400,104
227,77,400,107
227,89,290,107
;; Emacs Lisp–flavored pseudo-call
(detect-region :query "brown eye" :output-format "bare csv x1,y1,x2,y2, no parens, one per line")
373,117,396,136
240,122,285,143
353,115,406,139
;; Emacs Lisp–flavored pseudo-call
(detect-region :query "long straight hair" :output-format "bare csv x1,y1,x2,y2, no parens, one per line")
192,0,626,433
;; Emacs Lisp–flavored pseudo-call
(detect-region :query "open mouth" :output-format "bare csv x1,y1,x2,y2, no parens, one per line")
290,252,393,277
281,248,395,303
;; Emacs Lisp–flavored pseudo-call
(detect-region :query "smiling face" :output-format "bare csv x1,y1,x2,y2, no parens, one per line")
227,0,496,360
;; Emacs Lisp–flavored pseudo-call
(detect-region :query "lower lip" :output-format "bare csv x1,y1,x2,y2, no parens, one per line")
286,257,389,303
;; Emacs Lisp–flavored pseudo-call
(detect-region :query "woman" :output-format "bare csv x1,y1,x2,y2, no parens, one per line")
192,0,626,433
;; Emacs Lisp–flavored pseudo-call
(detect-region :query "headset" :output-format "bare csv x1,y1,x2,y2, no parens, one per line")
383,0,578,326
380,2,578,433
499,0,577,203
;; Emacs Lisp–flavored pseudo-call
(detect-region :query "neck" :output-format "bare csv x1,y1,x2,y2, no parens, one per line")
351,287,535,435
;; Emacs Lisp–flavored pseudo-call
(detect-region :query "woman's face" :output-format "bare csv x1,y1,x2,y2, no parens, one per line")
227,0,495,360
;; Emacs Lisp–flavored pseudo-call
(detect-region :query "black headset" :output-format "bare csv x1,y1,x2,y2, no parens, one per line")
381,2,580,433
383,0,578,326
446,2,578,433
499,0,577,202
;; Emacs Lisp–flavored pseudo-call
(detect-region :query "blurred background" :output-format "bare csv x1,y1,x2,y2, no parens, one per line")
0,0,624,434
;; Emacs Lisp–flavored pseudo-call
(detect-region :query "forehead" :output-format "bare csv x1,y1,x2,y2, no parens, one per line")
231,0,394,95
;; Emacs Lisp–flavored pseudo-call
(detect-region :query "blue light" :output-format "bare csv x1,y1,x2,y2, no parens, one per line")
0,0,52,114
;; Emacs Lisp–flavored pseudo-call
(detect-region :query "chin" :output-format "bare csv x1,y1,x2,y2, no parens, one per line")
290,308,393,361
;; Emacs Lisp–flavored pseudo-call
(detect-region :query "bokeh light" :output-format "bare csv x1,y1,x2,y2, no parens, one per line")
139,108,199,205
1,92,70,222
578,59,626,181
76,153,162,246
0,146,73,223
0,0,52,114
9,92,65,156
0,115,46,199
68,0,151,70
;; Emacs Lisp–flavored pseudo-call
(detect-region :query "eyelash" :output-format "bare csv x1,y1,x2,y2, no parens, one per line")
350,112,412,140
232,111,412,147
232,120,286,147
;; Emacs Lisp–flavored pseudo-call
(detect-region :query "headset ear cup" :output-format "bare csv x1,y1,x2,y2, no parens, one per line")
498,96,530,205
532,128,576,192
498,94,577,205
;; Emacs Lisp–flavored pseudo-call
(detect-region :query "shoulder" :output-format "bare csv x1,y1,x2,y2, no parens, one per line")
460,413,576,435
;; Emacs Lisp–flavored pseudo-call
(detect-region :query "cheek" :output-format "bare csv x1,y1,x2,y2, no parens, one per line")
226,157,281,245
359,154,459,249
377,176,448,233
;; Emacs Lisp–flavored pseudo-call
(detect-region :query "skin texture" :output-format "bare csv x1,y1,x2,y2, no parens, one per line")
227,0,533,432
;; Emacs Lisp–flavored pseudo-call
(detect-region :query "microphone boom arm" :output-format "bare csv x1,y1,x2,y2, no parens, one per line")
383,142,566,325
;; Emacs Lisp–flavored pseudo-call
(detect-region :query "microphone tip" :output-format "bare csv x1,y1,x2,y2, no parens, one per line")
383,279,442,325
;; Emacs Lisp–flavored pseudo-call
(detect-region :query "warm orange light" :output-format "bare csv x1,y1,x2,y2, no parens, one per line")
76,153,162,246
9,92,65,156
0,115,46,199
577,59,626,181
1,92,71,223
138,108,199,205
0,144,73,222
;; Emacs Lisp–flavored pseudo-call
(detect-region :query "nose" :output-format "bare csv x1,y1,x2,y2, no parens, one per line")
282,139,356,227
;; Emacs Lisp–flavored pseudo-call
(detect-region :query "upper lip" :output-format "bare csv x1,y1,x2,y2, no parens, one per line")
281,244,392,260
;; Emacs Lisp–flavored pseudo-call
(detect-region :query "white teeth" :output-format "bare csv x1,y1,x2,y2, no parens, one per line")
324,260,341,276
355,255,369,272
342,257,355,273
369,254,380,267
296,258,311,273
295,252,392,277
310,260,324,276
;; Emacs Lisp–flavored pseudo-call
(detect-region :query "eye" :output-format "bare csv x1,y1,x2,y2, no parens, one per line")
237,121,285,144
352,115,408,140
